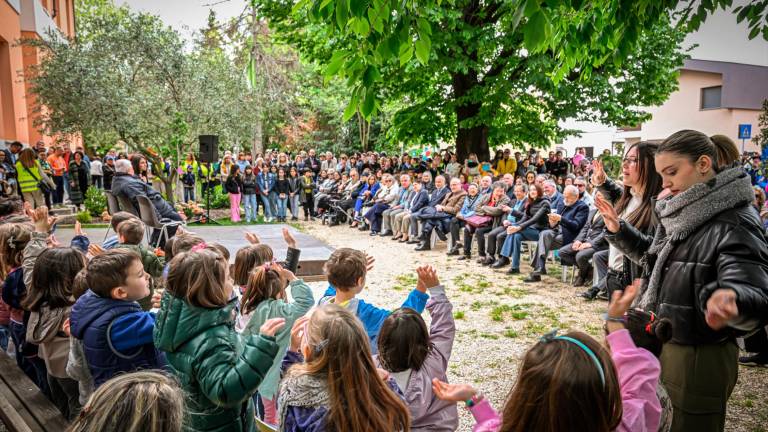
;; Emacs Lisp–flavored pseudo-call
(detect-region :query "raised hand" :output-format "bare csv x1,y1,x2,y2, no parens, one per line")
259,317,287,337
432,378,478,402
605,279,640,333
289,315,310,352
594,193,620,233
365,253,376,272
416,265,439,292
282,227,297,249
88,244,106,257
244,232,260,245
151,289,164,309
74,221,85,237
591,159,606,186
274,263,297,283
705,289,739,331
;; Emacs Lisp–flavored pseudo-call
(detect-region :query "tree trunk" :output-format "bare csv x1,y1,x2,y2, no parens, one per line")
452,72,490,161
252,115,264,156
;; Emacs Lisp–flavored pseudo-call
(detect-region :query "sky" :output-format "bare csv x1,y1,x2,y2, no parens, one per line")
117,0,247,39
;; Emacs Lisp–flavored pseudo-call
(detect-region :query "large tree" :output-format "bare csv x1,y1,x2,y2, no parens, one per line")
259,0,692,159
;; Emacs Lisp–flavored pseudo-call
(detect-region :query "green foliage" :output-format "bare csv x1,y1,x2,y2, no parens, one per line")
599,155,624,179
260,0,690,159
206,186,231,210
453,311,465,320
754,99,768,150
84,187,107,217
76,211,93,224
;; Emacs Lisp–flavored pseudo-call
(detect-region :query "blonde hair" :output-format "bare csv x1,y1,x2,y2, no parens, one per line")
166,249,230,308
67,371,184,432
287,304,410,432
0,223,32,278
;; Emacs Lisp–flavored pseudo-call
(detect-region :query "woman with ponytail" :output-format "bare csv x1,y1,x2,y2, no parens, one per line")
239,261,314,426
639,130,768,431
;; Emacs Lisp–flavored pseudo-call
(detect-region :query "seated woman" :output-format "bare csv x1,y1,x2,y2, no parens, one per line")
448,183,481,255
459,183,510,262
498,184,550,274
364,174,399,235
351,175,380,227
313,169,340,215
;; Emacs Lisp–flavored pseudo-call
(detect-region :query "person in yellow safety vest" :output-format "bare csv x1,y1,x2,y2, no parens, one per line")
496,149,517,176
16,148,54,209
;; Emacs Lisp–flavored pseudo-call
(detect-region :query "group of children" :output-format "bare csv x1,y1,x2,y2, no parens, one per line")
0,204,674,432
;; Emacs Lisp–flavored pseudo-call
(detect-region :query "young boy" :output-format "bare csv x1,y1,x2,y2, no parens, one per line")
69,250,165,388
182,165,195,203
114,218,163,310
102,211,140,250
318,248,428,352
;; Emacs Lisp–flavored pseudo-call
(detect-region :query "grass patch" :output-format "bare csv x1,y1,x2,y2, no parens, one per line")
489,304,531,322
453,311,466,320
470,301,484,311
480,332,499,340
503,328,519,338
395,273,418,287
453,273,492,294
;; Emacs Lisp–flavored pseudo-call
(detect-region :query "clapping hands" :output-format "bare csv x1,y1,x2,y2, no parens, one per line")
415,265,439,293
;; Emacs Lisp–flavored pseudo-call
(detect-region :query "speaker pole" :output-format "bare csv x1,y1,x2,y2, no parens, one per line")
189,162,221,225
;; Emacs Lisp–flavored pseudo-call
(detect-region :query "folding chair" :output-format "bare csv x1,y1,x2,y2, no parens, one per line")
116,194,140,218
136,195,185,248
104,191,121,241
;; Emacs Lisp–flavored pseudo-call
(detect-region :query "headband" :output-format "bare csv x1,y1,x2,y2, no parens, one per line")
541,330,605,387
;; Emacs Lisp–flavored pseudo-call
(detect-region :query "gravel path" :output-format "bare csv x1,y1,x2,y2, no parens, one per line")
298,220,768,432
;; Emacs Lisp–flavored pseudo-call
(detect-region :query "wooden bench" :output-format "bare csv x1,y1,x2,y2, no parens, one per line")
0,354,69,432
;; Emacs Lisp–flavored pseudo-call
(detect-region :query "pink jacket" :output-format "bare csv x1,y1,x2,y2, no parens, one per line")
469,329,662,432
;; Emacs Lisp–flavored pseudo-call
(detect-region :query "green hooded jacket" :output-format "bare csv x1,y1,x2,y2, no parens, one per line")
153,292,278,432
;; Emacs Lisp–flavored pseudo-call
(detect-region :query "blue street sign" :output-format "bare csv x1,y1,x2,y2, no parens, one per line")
739,124,752,139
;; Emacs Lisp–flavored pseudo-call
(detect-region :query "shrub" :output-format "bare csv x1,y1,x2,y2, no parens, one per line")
84,187,107,217
203,186,230,210
76,211,92,224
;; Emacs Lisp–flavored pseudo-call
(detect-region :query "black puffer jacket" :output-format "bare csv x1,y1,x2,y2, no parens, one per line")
598,178,656,284
644,203,768,345
517,198,551,231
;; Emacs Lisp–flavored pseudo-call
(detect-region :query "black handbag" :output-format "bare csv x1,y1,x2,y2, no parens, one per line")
23,165,53,194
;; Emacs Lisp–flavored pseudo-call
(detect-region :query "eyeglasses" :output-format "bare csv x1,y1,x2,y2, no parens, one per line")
575,184,586,188
622,157,638,166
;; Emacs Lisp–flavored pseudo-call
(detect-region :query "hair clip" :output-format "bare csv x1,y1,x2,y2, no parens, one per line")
313,339,329,354
7,235,16,249
190,242,208,252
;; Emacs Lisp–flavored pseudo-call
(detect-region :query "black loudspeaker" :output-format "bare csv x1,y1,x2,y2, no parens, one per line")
198,135,219,163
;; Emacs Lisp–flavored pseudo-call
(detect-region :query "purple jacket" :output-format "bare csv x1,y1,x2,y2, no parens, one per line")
376,284,458,431
468,329,661,432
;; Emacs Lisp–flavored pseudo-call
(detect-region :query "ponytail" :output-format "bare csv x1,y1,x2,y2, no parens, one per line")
241,265,285,315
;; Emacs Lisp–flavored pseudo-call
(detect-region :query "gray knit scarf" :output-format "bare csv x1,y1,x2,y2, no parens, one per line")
637,167,754,311
277,372,329,431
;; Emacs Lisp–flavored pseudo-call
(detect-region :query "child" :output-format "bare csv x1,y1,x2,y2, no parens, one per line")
225,164,243,222
153,247,286,432
102,211,140,250
0,222,50,394
279,304,411,431
22,209,88,420
377,265,457,431
233,227,301,300
182,165,196,203
275,167,290,222
239,262,314,425
318,248,429,351
432,283,662,432
299,168,316,221
113,218,162,311
66,270,95,407
69,249,166,388
242,166,259,223
66,371,184,432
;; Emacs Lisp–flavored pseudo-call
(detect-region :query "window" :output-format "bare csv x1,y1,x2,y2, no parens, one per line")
701,86,722,109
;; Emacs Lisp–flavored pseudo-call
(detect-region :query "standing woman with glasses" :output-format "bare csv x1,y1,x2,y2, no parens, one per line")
585,141,663,300
630,130,768,432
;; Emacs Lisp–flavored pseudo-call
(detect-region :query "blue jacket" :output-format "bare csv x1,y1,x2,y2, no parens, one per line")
318,287,428,352
506,198,527,224
427,187,449,208
408,189,429,212
256,172,276,195
547,191,564,211
558,199,590,245
459,195,481,218
70,290,165,387
111,173,177,219
357,182,381,202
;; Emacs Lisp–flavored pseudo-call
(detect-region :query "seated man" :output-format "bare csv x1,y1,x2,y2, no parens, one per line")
364,174,399,235
392,181,429,243
524,185,588,282
559,208,607,287
448,183,481,255
414,177,466,251
486,184,528,267
111,159,184,247
542,179,564,210
380,174,413,237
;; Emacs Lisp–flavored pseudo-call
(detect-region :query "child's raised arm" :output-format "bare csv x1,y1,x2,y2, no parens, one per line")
418,266,455,369
274,266,314,320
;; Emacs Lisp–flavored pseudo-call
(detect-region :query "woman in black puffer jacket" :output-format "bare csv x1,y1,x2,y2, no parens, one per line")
627,130,768,432
499,183,550,274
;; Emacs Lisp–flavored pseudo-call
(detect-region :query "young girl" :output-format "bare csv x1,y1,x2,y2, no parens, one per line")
288,166,301,221
233,227,300,301
377,265,457,431
242,166,259,223
23,217,88,420
433,283,662,432
239,263,314,425
153,247,286,432
67,371,185,432
275,168,290,223
0,222,51,394
224,164,243,222
279,304,411,432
